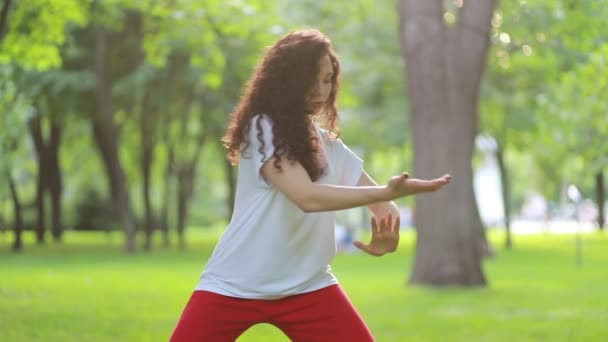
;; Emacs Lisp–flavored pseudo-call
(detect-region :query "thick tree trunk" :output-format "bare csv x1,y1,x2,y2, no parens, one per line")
496,142,512,248
28,114,47,244
94,27,137,252
400,0,496,286
597,171,605,230
8,172,23,252
48,120,63,242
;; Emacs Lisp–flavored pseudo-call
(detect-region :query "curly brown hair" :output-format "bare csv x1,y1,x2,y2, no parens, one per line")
221,29,341,181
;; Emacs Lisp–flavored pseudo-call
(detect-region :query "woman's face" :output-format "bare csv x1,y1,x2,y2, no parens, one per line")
307,54,334,114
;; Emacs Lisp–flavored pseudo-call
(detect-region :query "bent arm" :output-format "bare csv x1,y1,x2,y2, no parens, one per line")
261,157,390,213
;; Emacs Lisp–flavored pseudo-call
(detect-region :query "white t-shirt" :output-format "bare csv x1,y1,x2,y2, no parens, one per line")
195,114,363,299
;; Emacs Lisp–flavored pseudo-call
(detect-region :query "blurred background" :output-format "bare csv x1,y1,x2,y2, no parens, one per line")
1,0,606,341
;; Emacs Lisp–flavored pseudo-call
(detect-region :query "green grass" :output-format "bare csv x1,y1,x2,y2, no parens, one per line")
1,229,607,341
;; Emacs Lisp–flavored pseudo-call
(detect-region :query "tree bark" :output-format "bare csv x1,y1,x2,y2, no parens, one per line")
160,146,174,248
47,118,64,241
399,0,496,286
597,171,605,230
28,114,48,244
93,27,137,252
496,142,512,248
8,171,23,252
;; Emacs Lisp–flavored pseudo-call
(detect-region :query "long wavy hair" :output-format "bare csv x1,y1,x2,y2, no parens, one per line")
222,29,341,181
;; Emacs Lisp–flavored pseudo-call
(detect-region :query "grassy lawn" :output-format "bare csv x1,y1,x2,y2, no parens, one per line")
1,228,607,341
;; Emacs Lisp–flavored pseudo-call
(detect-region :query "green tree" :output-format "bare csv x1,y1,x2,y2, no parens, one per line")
0,66,33,251
537,45,608,229
0,0,88,68
0,0,89,249
399,0,497,286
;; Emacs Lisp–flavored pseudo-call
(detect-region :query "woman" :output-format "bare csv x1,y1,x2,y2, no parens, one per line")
170,29,451,341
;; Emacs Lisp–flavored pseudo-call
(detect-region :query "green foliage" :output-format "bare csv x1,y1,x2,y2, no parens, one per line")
482,0,607,201
0,65,33,175
1,230,607,341
537,44,608,179
0,0,90,70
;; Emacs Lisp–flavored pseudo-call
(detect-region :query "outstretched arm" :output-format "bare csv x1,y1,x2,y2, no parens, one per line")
357,170,400,219
261,157,451,213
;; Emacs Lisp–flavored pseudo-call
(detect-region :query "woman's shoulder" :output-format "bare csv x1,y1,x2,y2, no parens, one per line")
314,124,339,144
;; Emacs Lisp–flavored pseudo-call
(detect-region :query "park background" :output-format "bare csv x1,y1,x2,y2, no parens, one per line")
1,0,607,341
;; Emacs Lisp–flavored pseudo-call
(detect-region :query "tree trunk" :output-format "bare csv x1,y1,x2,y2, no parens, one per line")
48,119,63,242
0,198,5,233
0,0,12,44
28,114,47,244
141,140,154,251
141,93,156,251
175,132,206,249
496,142,512,248
597,170,605,230
176,165,194,249
399,0,496,286
8,171,23,252
93,27,137,252
160,146,174,247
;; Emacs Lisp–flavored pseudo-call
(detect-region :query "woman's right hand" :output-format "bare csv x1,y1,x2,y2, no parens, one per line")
385,172,452,200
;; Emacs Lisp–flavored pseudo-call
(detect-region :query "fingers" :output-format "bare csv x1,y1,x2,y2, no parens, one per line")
353,240,365,250
373,213,400,233
404,177,452,193
353,240,368,253
353,240,380,256
371,216,379,233
434,174,451,187
384,213,392,231
393,216,400,232
433,174,452,189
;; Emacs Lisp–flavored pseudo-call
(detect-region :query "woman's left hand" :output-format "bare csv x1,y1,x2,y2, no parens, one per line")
353,212,400,256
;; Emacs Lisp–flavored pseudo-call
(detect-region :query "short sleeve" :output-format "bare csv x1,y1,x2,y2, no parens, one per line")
243,114,276,186
334,139,363,186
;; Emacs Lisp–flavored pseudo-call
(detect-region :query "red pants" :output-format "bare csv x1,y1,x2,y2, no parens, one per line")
170,284,374,341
